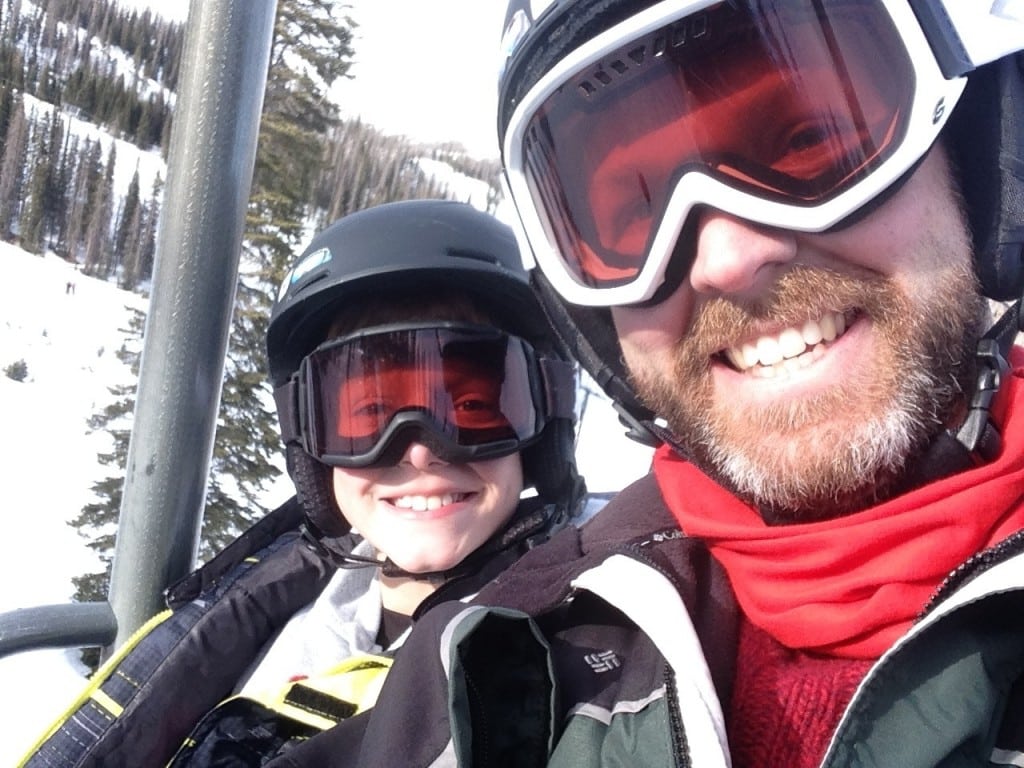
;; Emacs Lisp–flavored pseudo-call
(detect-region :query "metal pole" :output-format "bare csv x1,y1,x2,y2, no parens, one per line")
0,603,116,658
107,0,277,650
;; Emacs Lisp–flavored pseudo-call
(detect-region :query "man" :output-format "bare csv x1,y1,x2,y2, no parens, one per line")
264,2,1024,766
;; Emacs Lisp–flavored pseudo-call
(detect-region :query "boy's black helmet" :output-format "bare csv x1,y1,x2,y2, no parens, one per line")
268,198,569,388
267,199,584,556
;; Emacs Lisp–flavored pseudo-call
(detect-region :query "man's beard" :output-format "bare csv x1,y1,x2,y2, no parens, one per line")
630,263,988,522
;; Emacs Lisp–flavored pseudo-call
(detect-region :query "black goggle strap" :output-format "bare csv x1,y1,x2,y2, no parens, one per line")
275,378,303,446
538,354,577,423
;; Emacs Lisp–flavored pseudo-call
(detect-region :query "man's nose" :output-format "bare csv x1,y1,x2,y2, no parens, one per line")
400,441,448,470
687,210,799,299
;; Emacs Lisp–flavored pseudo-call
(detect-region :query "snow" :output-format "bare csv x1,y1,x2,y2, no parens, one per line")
0,241,652,763
0,247,141,763
415,157,495,211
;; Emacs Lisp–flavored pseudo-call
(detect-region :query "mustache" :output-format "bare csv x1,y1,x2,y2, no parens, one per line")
680,266,892,361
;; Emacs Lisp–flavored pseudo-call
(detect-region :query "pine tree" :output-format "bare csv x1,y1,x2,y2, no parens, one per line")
117,170,160,291
53,130,81,258
19,104,64,252
310,118,469,226
69,307,144,670
43,103,69,251
1,0,25,42
82,141,115,276
0,82,15,155
39,0,58,49
19,109,49,252
136,174,160,283
0,95,28,239
66,137,102,262
117,187,143,290
113,165,139,261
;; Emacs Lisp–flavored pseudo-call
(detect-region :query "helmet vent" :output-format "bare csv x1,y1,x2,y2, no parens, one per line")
294,271,329,292
446,247,503,267
572,13,709,103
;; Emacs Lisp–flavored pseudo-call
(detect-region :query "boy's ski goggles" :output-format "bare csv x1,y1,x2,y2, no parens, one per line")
274,323,576,468
502,0,970,307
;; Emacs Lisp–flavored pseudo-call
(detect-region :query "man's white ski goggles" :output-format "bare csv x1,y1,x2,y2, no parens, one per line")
502,0,994,307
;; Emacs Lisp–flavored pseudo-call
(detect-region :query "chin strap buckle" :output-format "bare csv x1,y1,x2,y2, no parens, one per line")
954,317,1014,462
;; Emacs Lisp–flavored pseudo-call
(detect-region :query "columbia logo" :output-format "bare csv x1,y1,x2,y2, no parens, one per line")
584,650,621,673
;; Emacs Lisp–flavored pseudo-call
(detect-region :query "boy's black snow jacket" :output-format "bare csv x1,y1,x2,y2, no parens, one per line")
261,473,1024,768
18,495,530,767
19,497,334,767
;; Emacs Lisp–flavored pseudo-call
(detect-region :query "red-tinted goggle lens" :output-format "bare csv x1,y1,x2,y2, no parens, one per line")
302,325,544,466
520,0,914,289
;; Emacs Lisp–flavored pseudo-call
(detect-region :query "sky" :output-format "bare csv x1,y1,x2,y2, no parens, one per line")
331,1,508,159
119,0,506,159
0,241,653,765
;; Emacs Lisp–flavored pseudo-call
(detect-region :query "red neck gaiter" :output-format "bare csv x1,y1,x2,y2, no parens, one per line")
656,349,1024,659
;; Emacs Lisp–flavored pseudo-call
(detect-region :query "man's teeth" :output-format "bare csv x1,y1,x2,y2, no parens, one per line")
724,311,847,373
393,493,466,511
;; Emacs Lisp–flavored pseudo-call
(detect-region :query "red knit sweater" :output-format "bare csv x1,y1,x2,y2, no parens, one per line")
728,615,874,768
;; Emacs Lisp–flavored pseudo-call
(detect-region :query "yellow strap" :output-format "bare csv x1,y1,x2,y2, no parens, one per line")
245,654,394,730
15,609,173,767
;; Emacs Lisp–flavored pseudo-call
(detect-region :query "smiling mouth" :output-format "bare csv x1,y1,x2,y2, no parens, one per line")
719,310,855,377
390,492,470,512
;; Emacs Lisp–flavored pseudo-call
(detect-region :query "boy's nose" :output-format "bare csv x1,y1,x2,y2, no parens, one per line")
400,441,447,470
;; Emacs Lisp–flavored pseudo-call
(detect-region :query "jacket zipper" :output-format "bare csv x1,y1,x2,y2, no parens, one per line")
664,660,693,768
920,529,1024,616
608,534,699,768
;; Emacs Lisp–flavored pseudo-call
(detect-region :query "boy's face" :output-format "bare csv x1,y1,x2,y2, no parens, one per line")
316,298,531,572
331,446,523,574
611,146,985,519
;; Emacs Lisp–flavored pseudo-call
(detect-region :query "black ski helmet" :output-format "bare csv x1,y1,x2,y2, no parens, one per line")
495,0,1024,450
267,199,584,549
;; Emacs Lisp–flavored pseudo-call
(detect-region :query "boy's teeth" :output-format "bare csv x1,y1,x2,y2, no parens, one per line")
393,493,465,511
725,311,848,372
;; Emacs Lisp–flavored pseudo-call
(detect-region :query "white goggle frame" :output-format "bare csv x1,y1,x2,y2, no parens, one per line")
502,0,1020,307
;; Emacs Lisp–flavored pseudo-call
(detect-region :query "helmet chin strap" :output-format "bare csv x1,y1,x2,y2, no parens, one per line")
298,521,441,580
952,298,1021,459
888,298,1019,493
